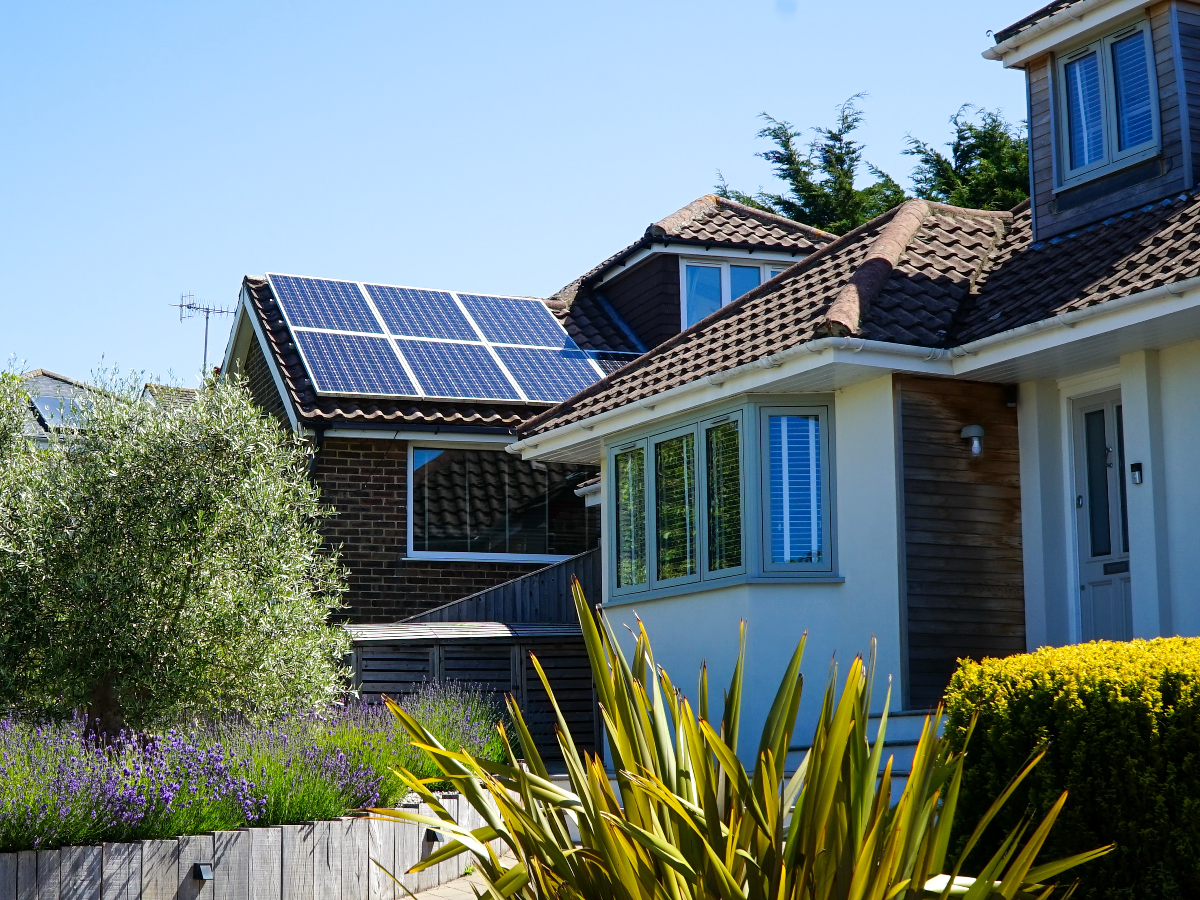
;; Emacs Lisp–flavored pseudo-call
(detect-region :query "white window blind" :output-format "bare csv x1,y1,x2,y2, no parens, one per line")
1112,31,1153,150
768,414,822,564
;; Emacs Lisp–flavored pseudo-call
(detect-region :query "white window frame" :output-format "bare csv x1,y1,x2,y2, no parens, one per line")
759,405,834,574
678,258,790,331
1055,19,1160,189
406,441,592,564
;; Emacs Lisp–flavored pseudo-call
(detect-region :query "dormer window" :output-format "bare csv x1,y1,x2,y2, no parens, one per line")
1057,21,1158,186
681,260,789,329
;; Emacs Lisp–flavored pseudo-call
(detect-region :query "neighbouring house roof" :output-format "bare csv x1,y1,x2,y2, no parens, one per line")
992,0,1080,43
519,191,1200,437
142,383,197,410
548,195,835,310
20,369,95,439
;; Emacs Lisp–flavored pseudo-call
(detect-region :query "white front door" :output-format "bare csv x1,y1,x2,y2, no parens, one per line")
1073,391,1132,641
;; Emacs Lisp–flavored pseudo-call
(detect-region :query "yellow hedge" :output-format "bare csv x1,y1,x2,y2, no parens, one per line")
944,637,1200,900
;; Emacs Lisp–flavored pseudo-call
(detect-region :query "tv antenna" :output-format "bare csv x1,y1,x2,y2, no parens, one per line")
173,293,235,373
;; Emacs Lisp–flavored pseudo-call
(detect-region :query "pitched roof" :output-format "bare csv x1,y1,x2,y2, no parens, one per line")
548,194,835,307
142,383,197,410
520,191,1200,437
992,0,1079,44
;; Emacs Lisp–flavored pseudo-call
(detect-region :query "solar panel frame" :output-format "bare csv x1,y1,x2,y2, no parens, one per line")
293,330,418,397
267,273,384,334
268,274,620,404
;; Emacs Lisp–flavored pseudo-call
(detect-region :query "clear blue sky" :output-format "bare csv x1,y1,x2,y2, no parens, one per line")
1,0,1035,385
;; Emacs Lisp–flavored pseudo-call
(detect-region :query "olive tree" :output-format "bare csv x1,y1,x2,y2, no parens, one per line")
0,373,349,733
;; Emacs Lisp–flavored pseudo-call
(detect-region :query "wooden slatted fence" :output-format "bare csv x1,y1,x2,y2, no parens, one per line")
0,800,496,900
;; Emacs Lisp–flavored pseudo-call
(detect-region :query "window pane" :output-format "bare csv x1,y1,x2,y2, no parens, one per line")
1084,409,1112,557
768,268,786,279
769,415,823,564
615,447,647,586
1066,51,1105,169
412,447,597,555
1113,32,1153,150
685,265,722,328
730,265,761,300
655,434,697,580
706,421,742,571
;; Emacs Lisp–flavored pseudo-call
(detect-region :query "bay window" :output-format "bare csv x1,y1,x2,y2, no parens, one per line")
609,401,831,598
1057,21,1158,185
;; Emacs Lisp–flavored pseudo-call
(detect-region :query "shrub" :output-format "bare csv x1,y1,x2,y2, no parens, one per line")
944,637,1200,900
378,580,1107,900
0,682,508,851
0,372,348,731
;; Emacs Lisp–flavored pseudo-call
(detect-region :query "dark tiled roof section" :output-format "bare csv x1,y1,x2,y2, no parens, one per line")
519,201,1012,437
993,0,1079,43
953,193,1200,342
544,287,642,353
244,277,539,429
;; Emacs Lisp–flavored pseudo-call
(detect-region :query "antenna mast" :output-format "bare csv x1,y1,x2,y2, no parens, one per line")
173,293,235,373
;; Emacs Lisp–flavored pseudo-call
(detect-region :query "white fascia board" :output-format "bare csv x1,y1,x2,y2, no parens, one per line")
510,338,951,461
238,287,301,434
323,428,513,443
598,243,806,287
983,0,1146,68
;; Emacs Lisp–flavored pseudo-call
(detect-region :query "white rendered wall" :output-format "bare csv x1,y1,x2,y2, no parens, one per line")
600,374,905,759
1157,339,1200,635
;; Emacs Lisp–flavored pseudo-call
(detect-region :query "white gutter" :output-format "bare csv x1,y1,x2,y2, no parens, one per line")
510,274,1200,456
982,0,1115,60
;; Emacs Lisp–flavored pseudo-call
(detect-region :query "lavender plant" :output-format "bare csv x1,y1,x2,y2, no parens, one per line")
0,682,506,851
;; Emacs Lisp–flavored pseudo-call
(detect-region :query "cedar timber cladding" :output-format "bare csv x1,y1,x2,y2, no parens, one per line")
898,376,1025,710
1025,1,1200,240
601,254,682,350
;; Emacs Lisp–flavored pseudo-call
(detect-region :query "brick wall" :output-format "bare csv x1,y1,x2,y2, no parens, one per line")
244,337,289,426
314,437,542,623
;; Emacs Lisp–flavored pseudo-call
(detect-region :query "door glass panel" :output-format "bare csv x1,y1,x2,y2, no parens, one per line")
1084,409,1112,557
655,434,697,580
1112,31,1153,150
768,414,822,564
730,265,761,300
615,447,647,586
684,265,722,328
1116,405,1129,554
1066,50,1105,169
705,420,742,571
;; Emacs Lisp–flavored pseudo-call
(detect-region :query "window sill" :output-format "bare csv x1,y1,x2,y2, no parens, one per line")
403,551,576,564
604,572,845,607
1054,146,1161,194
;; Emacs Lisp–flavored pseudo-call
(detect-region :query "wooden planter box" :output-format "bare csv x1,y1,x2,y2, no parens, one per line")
0,797,489,900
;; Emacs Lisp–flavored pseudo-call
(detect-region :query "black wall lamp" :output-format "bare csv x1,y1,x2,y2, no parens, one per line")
960,424,985,457
192,863,213,882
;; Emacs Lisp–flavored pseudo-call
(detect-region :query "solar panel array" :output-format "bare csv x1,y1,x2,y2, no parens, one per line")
266,274,639,403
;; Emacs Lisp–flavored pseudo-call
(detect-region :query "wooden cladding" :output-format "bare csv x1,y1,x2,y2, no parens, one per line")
897,376,1025,710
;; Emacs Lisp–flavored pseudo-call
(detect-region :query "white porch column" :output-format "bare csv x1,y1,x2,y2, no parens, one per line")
1119,350,1172,637
1018,379,1072,648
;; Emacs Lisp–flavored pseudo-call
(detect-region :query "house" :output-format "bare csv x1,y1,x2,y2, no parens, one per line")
508,0,1200,746
218,196,830,623
141,383,197,410
19,370,94,446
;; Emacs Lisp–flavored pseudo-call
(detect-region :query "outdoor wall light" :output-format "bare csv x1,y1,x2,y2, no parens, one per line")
960,424,985,457
424,828,446,844
192,863,214,882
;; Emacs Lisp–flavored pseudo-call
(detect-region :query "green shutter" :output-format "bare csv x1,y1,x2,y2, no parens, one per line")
706,421,742,571
615,447,647,586
655,434,697,580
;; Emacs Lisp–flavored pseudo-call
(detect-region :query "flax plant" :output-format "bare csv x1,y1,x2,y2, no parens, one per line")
377,579,1109,900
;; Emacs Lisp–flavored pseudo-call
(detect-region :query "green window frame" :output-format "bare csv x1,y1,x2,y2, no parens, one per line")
759,405,833,574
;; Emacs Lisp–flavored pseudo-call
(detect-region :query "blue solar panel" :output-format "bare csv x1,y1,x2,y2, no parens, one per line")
496,347,602,402
394,339,521,400
364,284,476,341
458,294,574,348
269,274,382,334
294,331,415,396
